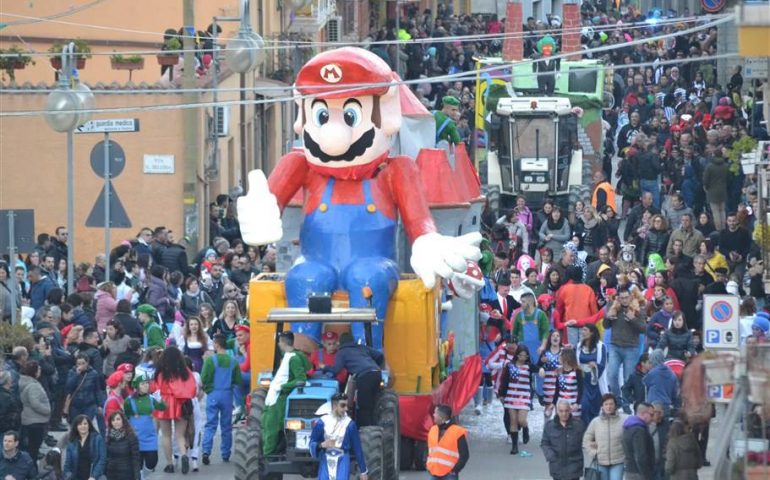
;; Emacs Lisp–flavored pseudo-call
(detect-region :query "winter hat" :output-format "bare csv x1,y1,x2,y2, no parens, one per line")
726,281,739,296
205,248,216,259
650,349,665,367
752,313,770,334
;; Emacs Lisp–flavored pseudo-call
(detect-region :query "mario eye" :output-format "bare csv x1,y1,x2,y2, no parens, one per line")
343,105,362,127
312,103,329,127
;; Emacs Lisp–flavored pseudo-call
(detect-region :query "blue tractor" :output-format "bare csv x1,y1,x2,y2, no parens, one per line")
233,308,397,480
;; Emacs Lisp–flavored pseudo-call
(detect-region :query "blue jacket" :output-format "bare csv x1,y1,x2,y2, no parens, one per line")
324,343,383,377
29,275,56,310
0,449,37,480
72,307,96,329
646,310,672,350
64,433,106,480
66,367,106,410
643,364,679,410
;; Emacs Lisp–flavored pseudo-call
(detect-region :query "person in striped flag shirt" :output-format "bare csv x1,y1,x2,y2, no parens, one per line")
497,344,534,455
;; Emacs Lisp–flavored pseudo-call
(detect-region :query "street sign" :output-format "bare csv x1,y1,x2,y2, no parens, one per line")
744,57,769,80
86,190,131,228
90,140,126,178
0,210,35,253
75,118,140,134
703,294,740,349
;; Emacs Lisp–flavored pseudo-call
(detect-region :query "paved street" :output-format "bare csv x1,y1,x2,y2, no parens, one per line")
125,400,719,479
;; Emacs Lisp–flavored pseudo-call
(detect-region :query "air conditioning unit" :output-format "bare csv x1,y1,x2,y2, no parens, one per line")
215,105,229,137
327,16,342,43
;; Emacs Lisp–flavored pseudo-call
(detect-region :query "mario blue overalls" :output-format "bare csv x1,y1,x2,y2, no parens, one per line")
285,177,399,349
202,355,234,460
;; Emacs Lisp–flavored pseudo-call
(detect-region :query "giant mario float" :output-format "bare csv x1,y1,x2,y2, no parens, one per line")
237,47,482,349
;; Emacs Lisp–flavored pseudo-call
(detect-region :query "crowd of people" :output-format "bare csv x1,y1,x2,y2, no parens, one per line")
1,2,769,479
0,214,263,478
469,2,768,479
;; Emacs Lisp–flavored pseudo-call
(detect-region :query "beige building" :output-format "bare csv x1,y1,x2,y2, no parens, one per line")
1,0,365,262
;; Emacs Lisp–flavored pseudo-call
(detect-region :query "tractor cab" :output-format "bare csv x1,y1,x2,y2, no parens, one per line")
487,96,582,207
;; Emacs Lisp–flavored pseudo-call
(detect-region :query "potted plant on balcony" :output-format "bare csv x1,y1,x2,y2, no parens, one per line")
0,45,34,82
111,53,145,81
49,39,92,70
157,37,181,67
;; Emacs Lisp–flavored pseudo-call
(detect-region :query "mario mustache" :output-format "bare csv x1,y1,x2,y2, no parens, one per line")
303,128,375,163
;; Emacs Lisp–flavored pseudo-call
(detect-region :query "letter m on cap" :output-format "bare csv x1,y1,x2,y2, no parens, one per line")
320,64,342,83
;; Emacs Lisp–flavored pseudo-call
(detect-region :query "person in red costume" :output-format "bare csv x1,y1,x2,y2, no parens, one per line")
104,371,125,421
309,331,348,385
237,47,481,349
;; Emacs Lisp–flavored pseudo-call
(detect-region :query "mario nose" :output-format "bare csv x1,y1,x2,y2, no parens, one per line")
317,123,352,156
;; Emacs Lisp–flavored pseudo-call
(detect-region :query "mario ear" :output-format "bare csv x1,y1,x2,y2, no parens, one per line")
293,90,304,135
378,82,402,136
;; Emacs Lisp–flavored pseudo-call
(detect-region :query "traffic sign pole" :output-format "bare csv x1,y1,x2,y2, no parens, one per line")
104,132,111,282
76,118,139,279
6,211,18,326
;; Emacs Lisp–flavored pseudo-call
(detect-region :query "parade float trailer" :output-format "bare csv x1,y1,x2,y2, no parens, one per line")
235,81,484,479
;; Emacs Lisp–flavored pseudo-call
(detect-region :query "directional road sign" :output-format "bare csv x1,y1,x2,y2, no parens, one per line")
75,118,140,134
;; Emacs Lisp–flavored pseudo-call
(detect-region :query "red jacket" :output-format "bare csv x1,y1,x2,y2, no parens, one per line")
555,282,598,339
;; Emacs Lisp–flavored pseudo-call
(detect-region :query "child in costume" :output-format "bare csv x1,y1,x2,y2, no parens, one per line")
125,375,166,476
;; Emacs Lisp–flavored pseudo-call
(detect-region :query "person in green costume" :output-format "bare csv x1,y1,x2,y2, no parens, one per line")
262,331,312,455
433,95,462,145
137,304,165,349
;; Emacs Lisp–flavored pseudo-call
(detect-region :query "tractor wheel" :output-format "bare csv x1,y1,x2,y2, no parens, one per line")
399,436,415,471
233,389,267,480
412,439,427,471
357,426,384,480
374,389,400,480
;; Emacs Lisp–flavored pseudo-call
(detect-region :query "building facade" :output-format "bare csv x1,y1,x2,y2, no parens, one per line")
0,0,351,261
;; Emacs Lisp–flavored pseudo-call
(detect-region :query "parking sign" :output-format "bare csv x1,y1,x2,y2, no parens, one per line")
703,295,740,349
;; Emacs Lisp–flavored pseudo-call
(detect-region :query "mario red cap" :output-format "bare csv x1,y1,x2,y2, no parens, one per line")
295,47,394,99
321,331,338,341
116,363,134,374
537,294,553,310
107,371,124,389
234,324,250,334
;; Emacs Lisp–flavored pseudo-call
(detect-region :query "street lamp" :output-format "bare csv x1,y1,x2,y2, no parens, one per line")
227,0,265,74
44,43,95,294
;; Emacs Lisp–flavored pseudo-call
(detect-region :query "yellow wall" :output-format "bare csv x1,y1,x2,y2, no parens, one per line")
0,93,194,261
0,1,243,86
1,1,291,257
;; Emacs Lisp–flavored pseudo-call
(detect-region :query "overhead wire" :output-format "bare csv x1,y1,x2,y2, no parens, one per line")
0,53,740,119
0,15,733,118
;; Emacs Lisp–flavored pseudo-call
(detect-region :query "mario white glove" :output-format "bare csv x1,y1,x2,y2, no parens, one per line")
237,170,283,246
410,232,482,289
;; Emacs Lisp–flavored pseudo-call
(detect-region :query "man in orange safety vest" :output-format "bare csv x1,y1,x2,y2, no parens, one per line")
426,404,469,479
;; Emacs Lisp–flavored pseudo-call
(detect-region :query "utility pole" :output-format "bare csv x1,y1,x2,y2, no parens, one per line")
183,0,201,252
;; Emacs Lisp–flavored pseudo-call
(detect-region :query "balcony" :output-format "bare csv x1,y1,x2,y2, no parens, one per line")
287,0,336,34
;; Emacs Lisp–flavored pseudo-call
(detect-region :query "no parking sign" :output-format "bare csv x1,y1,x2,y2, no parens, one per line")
703,295,740,349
